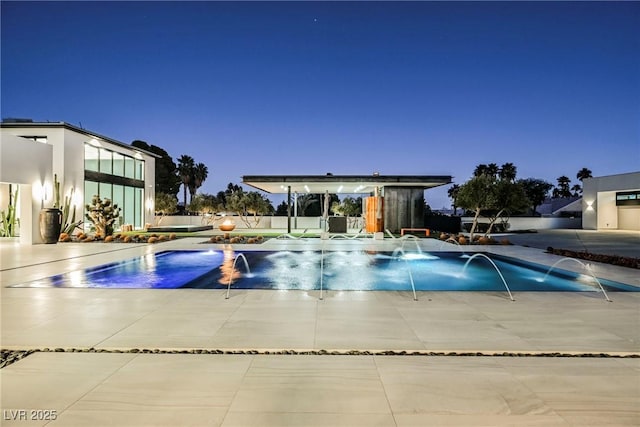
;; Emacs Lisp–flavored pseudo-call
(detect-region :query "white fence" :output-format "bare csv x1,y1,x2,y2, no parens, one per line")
154,215,580,231
460,216,581,231
154,215,365,230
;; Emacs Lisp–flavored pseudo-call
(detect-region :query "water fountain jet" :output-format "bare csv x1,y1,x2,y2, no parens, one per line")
225,253,251,299
541,258,612,302
390,247,418,301
461,253,514,301
439,237,468,256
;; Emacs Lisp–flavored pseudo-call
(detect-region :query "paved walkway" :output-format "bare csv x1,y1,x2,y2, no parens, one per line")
503,229,640,258
1,231,638,426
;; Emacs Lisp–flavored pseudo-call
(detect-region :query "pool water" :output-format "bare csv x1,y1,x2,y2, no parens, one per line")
12,250,637,293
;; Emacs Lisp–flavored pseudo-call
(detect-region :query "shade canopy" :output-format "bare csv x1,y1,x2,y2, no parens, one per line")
242,174,452,194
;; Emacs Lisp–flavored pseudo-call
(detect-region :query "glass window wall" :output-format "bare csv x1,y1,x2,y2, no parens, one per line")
124,187,135,226
84,145,99,172
84,181,99,206
135,159,144,180
134,188,143,228
84,143,144,178
84,143,146,231
124,157,135,179
99,148,113,175
84,181,144,231
113,152,125,176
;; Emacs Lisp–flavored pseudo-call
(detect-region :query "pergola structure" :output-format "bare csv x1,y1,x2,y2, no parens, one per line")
242,174,452,233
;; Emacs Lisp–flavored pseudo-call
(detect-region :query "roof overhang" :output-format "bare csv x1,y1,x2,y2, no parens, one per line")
0,121,160,158
242,174,452,194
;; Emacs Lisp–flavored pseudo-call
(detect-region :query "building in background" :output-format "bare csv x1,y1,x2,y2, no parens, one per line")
582,172,640,231
1,120,157,244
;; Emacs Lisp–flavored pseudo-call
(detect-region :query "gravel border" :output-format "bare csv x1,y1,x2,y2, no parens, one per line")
2,348,638,369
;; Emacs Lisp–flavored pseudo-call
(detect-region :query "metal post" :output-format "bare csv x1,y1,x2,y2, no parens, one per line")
294,191,298,230
287,185,291,234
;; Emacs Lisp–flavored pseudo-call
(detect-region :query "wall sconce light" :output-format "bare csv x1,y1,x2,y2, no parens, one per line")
72,190,83,209
586,200,594,211
34,181,52,209
32,181,44,206
145,197,154,213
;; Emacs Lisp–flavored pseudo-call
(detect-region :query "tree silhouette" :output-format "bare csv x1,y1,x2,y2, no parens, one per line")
188,162,209,204
571,184,583,197
177,155,195,209
131,140,181,197
576,168,593,182
447,184,461,215
499,163,517,182
473,163,500,178
518,178,553,215
552,175,572,199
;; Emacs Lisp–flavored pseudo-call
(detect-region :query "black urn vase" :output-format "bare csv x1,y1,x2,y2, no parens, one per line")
39,208,62,244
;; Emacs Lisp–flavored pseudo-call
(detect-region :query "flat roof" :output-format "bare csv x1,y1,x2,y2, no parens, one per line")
242,174,452,194
0,121,160,158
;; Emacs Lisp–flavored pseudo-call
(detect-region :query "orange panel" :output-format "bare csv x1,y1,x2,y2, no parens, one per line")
365,196,383,232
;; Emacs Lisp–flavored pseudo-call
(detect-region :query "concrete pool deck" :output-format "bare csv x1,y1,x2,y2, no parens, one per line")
1,230,639,426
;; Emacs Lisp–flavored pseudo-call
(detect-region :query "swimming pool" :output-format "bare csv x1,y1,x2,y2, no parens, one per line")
12,249,637,293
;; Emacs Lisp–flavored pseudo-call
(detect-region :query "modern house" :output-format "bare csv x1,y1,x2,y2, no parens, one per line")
0,120,157,244
582,171,640,231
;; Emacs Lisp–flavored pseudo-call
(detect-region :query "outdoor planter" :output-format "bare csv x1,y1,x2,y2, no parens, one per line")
39,208,62,244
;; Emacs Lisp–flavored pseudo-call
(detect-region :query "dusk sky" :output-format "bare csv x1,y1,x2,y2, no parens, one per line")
2,1,639,209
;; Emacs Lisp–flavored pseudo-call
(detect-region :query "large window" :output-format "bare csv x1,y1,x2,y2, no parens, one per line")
84,143,143,179
84,144,99,172
85,181,144,231
20,135,48,143
616,191,640,206
135,158,144,180
99,148,113,175
124,187,135,227
84,142,146,230
113,152,124,176
112,185,124,220
124,156,135,179
84,181,99,207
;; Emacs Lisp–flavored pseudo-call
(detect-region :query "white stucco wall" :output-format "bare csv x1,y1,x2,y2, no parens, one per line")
154,215,368,231
460,216,581,231
0,133,54,243
582,172,640,230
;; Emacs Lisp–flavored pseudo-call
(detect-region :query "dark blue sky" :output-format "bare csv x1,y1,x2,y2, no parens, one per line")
2,1,639,209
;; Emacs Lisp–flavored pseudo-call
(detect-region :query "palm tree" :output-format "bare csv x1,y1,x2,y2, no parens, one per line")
571,184,583,197
576,168,593,182
486,163,500,178
177,155,194,209
499,163,517,182
190,163,209,203
473,164,489,177
552,175,572,199
296,194,318,217
447,184,461,215
473,163,500,179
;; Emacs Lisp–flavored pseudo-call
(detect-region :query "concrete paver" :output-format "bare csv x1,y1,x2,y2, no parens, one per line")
1,231,638,426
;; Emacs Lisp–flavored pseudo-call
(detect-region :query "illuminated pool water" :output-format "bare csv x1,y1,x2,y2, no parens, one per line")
11,250,638,293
